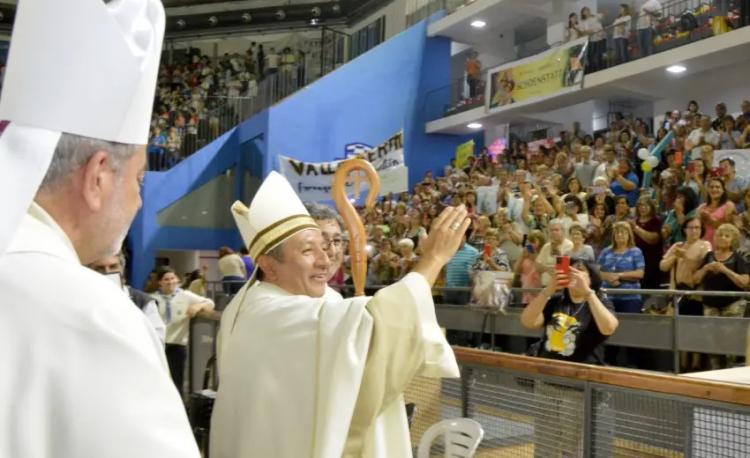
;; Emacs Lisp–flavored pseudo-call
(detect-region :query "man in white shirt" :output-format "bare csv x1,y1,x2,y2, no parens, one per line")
594,144,618,182
686,115,720,160
637,0,662,57
0,1,200,456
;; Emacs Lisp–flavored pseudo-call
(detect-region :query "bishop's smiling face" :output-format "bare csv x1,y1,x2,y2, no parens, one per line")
261,229,331,298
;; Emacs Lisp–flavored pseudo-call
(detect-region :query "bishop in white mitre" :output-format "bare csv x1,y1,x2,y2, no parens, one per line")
210,171,472,457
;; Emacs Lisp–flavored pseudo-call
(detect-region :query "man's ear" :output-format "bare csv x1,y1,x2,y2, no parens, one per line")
256,255,278,281
80,150,111,212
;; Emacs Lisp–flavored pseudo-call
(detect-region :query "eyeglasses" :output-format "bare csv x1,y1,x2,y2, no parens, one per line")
323,239,344,250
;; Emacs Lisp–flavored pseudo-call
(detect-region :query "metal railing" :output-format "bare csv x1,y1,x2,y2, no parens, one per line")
408,348,750,457
424,0,747,122
406,0,472,27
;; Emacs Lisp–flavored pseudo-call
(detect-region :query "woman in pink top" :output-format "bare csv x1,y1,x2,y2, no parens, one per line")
514,230,546,305
698,178,736,247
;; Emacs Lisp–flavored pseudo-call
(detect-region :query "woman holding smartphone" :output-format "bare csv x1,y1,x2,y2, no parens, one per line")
521,257,619,363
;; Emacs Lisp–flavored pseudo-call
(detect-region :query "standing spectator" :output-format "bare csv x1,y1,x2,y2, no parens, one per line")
598,222,645,314
468,215,491,250
632,196,662,289
444,235,480,305
568,224,596,262
514,230,547,305
587,201,611,255
684,159,708,203
609,158,640,206
718,116,740,150
558,194,589,234
593,144,618,182
370,239,401,286
693,224,749,369
265,47,279,78
151,267,215,395
256,44,265,76
719,157,746,204
218,246,247,294
698,177,736,247
580,7,606,72
660,217,711,371
636,0,661,57
296,49,306,86
612,4,632,64
465,51,481,98
471,228,511,272
712,103,728,130
148,128,167,171
166,126,181,166
521,257,618,363
662,186,699,246
566,12,584,42
536,219,574,286
573,145,599,187
685,116,720,160
397,238,419,279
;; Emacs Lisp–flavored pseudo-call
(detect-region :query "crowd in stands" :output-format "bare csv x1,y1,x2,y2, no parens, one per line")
322,97,750,370
148,44,307,170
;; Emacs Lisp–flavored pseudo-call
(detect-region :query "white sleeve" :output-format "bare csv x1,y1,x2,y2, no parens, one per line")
143,300,166,347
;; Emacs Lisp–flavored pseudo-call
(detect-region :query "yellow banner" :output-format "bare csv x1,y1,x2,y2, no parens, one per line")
455,140,475,169
487,38,587,112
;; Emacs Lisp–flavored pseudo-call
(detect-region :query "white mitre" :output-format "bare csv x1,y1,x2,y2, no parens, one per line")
231,171,319,282
0,0,165,256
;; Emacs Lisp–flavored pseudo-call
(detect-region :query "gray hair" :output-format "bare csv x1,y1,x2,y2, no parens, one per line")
303,202,343,228
39,132,140,191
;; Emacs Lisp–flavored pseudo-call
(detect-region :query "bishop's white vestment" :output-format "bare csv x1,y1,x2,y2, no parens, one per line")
0,203,200,458
210,272,459,457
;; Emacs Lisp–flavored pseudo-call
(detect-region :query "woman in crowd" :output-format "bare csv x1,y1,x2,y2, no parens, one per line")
521,257,618,363
217,246,247,294
580,7,606,72
468,215,492,250
598,222,645,314
396,238,419,280
609,158,639,206
603,195,632,245
370,239,401,286
612,4,632,64
536,219,574,287
405,214,428,250
587,202,611,255
693,224,749,369
565,12,583,42
662,186,699,246
684,159,707,203
514,230,546,305
698,177,736,247
733,188,750,251
632,196,663,289
494,208,524,266
568,224,596,262
472,228,511,273
660,217,712,370
151,267,215,396
558,194,589,234
718,116,740,150
563,176,587,203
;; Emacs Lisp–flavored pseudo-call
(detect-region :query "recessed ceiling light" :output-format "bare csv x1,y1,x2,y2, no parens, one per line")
470,20,486,28
666,65,686,74
467,123,483,129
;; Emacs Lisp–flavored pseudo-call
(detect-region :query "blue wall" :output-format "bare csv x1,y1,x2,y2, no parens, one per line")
131,15,481,286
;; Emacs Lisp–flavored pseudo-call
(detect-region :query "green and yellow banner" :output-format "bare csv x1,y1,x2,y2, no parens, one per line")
455,139,475,169
486,38,587,113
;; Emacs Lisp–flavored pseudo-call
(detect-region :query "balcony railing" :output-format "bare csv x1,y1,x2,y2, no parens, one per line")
423,0,748,123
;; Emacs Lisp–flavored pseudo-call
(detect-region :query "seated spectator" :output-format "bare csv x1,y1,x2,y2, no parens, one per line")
598,222,645,313
693,224,750,370
514,230,546,305
662,186,699,246
520,258,618,364
536,219,574,286
698,177,736,247
568,224,595,262
633,196,663,289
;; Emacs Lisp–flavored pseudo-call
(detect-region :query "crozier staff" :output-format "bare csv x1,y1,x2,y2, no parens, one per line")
211,172,470,457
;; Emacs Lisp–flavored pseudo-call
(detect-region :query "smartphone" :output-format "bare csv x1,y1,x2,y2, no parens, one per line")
483,244,493,257
526,244,535,254
555,255,571,286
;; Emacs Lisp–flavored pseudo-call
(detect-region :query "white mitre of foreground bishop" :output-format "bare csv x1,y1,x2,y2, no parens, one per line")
231,171,320,283
0,0,165,256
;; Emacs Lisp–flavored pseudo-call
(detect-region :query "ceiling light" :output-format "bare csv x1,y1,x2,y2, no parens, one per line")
467,123,483,129
208,16,218,26
309,18,320,26
241,13,252,23
176,19,186,28
275,9,286,20
470,20,486,28
666,65,686,74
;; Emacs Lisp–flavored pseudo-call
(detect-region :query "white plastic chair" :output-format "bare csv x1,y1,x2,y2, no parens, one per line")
417,418,484,458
